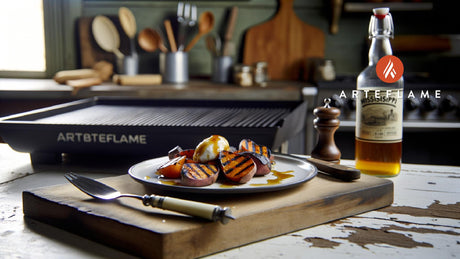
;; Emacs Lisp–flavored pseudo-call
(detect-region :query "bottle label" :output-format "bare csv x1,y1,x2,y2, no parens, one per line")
356,88,403,143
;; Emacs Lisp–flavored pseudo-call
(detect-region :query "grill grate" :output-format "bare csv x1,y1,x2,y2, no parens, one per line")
34,105,291,128
0,98,308,158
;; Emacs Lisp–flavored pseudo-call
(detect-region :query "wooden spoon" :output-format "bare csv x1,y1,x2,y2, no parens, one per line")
138,28,168,53
92,15,124,59
119,7,137,56
119,7,136,39
164,19,177,52
185,11,214,52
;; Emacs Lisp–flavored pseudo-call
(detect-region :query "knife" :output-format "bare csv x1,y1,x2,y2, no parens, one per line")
306,157,360,181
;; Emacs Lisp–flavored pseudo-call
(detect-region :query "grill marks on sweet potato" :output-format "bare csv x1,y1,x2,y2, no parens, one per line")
219,151,256,183
238,139,273,176
180,163,219,187
160,139,272,186
239,139,271,160
221,155,253,177
182,163,217,179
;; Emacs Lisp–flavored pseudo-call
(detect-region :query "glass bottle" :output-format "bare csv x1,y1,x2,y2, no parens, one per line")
355,7,404,177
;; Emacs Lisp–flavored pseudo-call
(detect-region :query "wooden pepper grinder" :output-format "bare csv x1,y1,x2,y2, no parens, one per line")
311,98,341,163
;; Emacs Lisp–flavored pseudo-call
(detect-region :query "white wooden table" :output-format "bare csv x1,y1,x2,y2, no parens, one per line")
0,143,458,258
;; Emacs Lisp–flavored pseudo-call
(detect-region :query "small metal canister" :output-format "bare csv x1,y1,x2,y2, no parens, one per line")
253,61,268,87
233,64,253,87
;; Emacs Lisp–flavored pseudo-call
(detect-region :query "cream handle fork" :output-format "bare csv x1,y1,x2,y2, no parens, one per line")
140,194,235,224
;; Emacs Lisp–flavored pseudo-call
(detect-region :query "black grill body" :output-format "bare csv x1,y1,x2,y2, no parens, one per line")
0,97,307,160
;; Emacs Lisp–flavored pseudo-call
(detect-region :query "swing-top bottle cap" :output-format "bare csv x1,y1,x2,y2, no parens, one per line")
373,7,389,19
369,7,393,38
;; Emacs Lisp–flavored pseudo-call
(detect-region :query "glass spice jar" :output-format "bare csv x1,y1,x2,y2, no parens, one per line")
233,64,253,87
253,61,268,87
315,59,336,82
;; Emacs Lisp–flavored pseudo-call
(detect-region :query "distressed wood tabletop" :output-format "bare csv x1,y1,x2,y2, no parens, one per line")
0,144,458,258
206,161,460,258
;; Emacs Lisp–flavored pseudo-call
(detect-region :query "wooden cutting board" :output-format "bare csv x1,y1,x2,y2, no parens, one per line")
243,0,325,81
78,16,130,69
23,173,393,259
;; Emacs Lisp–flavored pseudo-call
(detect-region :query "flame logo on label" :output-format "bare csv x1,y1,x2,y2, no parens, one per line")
376,55,404,83
383,59,396,79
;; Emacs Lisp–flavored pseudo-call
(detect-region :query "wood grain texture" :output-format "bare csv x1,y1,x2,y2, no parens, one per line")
23,173,393,259
78,17,129,69
243,0,325,81
113,74,162,85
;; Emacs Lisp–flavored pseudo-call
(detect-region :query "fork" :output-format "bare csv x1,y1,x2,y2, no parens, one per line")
177,2,197,26
65,173,234,224
177,2,197,51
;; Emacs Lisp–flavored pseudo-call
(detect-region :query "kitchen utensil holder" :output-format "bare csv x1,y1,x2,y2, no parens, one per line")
212,56,233,83
117,55,139,75
160,52,188,83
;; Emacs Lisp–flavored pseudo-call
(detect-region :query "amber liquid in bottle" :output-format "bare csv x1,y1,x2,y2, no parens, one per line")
355,140,401,177
355,8,403,177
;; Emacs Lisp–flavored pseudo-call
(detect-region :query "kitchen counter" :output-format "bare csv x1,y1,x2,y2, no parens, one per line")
0,143,458,258
0,78,311,101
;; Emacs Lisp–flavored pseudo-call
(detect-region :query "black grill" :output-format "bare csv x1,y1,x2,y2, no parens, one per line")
0,97,307,161
34,105,291,128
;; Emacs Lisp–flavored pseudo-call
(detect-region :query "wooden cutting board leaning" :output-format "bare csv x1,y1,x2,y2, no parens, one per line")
243,0,325,81
78,16,130,69
23,173,392,259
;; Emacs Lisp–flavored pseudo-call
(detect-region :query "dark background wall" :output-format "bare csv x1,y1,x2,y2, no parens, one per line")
75,0,459,81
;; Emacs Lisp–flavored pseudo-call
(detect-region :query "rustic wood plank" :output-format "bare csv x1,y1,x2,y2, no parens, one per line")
207,163,459,259
23,173,392,259
243,0,325,81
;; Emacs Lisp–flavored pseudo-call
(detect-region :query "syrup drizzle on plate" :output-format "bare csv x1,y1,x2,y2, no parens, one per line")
249,170,294,187
151,169,295,188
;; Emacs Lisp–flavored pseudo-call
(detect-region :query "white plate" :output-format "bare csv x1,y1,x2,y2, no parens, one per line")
128,154,317,194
